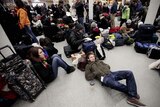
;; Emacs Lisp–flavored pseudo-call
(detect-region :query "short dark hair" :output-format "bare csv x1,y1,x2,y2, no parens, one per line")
14,0,24,8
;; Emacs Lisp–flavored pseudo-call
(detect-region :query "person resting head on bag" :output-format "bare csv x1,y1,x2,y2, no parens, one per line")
27,47,75,83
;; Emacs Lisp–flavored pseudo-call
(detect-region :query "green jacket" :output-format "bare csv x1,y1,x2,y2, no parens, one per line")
121,6,130,20
85,59,111,81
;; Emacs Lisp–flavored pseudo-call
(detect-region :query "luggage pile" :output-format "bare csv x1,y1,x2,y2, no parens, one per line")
0,45,45,101
133,24,160,59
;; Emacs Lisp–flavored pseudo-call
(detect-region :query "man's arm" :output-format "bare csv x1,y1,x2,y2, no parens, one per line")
85,65,96,81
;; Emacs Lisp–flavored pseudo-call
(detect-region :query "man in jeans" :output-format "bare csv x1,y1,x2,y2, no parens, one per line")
85,52,146,106
75,0,84,26
110,0,118,28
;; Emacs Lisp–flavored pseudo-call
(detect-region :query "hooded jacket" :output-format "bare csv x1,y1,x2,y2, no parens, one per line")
85,59,111,81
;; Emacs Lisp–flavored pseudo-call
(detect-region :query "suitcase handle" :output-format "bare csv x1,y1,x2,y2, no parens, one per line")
0,45,15,59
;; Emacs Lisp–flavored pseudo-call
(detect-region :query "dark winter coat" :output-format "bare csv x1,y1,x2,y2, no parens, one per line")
85,59,111,81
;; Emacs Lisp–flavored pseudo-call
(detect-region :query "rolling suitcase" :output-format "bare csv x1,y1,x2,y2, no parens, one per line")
0,45,45,101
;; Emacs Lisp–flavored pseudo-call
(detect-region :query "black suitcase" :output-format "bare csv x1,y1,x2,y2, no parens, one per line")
147,46,160,59
0,45,45,101
139,24,156,34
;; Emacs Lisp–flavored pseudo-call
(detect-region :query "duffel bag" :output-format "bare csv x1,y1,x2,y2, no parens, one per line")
139,24,156,34
134,42,158,54
82,41,96,53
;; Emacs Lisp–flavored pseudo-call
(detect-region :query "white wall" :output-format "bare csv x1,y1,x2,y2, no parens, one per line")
0,24,15,60
145,0,160,24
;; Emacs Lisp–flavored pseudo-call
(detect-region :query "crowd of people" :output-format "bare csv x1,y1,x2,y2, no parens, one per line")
1,0,160,107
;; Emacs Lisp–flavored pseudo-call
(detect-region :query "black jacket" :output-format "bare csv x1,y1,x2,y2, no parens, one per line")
67,30,84,51
32,59,55,83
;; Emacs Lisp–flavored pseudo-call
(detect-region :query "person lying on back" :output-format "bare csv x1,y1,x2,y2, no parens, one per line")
85,51,146,107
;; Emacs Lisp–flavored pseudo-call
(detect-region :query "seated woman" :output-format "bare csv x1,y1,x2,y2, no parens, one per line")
85,52,146,107
27,47,75,83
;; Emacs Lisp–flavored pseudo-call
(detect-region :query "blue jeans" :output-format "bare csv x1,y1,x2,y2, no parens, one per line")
24,25,38,43
102,70,137,97
51,54,69,79
78,17,84,26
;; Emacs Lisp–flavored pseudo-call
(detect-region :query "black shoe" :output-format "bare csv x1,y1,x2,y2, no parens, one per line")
66,66,75,74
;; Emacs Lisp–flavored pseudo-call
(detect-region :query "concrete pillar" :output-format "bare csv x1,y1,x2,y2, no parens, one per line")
122,0,125,6
89,0,93,20
0,24,15,60
144,0,160,24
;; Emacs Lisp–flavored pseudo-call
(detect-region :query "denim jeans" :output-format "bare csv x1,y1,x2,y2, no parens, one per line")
24,25,38,43
78,17,84,26
102,70,137,97
51,54,69,78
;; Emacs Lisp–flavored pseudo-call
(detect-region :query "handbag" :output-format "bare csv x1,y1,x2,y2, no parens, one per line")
77,56,87,71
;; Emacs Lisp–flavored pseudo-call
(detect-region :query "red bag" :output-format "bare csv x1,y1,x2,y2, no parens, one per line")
0,76,17,100
77,57,87,71
109,26,121,33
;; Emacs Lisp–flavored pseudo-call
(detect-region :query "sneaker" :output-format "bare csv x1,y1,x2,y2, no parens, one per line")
66,66,75,74
136,94,140,99
127,97,146,106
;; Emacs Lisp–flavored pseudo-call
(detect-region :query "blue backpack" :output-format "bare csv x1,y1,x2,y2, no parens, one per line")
82,41,96,53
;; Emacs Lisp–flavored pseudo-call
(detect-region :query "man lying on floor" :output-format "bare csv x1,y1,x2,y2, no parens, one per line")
85,51,146,107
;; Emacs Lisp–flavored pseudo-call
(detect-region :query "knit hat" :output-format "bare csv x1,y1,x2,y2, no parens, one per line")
91,22,97,28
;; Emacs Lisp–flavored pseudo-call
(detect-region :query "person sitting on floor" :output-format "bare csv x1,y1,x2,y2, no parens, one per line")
85,51,146,107
120,19,134,37
31,14,43,36
67,23,85,52
27,47,75,83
